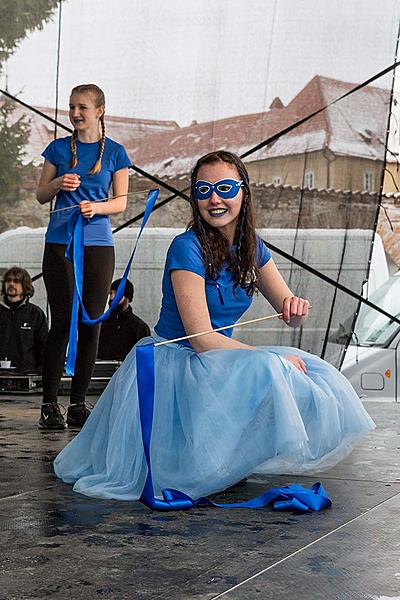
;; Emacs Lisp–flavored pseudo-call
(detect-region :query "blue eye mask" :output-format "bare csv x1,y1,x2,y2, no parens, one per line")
194,179,243,200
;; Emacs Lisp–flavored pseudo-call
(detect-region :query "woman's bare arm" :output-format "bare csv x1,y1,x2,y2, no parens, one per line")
171,263,309,372
171,269,254,353
79,167,129,217
256,258,309,327
36,160,80,205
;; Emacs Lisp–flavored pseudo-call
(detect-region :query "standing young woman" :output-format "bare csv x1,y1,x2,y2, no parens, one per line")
36,84,131,430
54,151,374,501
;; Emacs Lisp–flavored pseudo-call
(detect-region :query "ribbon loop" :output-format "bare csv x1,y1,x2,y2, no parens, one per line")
135,343,332,513
65,189,159,375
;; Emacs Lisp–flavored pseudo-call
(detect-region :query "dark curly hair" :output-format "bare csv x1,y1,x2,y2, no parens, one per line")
189,150,258,295
1,267,34,299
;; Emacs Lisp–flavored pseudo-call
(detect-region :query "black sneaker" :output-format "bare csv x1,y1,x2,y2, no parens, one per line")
66,403,91,428
39,403,67,430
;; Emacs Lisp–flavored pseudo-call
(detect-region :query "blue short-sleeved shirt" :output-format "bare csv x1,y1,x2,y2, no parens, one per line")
154,229,272,345
42,136,131,246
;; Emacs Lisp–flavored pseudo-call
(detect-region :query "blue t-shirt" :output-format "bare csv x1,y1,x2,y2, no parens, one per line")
42,136,131,246
154,229,272,345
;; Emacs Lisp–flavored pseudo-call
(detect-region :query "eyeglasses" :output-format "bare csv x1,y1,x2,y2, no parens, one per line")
194,179,244,201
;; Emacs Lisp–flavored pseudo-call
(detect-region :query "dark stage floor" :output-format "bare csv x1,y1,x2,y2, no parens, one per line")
1,395,399,599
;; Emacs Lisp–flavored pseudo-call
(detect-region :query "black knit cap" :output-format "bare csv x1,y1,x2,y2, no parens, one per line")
111,278,134,302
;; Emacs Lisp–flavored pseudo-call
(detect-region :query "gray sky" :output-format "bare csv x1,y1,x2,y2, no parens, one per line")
2,0,400,125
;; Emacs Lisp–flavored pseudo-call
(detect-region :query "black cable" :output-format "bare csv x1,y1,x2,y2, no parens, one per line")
241,59,400,159
336,17,400,365
384,166,400,192
320,206,350,360
45,0,62,322
379,202,394,231
53,1,62,141
129,164,189,201
264,240,400,326
112,192,187,233
0,88,71,130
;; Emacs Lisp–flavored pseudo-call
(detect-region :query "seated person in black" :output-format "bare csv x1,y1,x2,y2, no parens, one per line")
97,278,150,361
0,267,48,373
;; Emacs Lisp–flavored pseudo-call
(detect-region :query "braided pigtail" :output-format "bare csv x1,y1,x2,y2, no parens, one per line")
69,129,78,169
89,112,106,175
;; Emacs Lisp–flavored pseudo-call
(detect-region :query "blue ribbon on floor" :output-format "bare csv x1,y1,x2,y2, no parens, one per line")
136,343,332,512
65,189,159,375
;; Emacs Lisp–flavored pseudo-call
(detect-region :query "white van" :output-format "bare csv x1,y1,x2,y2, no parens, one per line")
0,226,388,353
341,271,400,402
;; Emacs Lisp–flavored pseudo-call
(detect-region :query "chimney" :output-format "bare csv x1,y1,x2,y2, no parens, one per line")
269,97,284,109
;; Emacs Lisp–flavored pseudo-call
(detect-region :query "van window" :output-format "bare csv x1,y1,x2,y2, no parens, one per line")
354,274,400,345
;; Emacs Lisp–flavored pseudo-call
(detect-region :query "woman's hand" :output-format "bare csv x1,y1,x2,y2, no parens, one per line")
57,173,80,192
79,200,98,219
36,161,80,205
283,354,307,373
280,295,310,327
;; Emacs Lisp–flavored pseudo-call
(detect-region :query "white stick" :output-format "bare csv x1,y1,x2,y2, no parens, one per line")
49,191,147,214
154,312,284,346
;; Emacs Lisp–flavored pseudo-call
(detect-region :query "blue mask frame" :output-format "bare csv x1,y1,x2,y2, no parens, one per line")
194,179,243,201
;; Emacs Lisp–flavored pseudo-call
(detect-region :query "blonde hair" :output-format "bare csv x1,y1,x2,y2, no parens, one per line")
69,84,106,175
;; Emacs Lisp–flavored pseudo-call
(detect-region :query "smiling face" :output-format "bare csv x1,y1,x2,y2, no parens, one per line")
69,92,104,136
195,161,244,244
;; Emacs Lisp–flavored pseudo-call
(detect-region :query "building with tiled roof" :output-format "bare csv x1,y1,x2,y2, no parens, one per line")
130,75,393,195
4,75,394,194
0,97,179,166
2,76,399,267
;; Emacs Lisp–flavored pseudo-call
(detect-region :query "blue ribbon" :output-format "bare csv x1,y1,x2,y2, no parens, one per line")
136,343,332,512
65,189,159,375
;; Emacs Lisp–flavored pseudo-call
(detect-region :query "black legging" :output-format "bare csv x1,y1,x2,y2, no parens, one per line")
42,242,114,405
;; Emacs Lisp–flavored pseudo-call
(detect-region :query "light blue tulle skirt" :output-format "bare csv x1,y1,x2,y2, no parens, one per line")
54,338,375,501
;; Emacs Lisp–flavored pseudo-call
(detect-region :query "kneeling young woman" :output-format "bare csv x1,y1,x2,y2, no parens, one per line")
54,151,374,501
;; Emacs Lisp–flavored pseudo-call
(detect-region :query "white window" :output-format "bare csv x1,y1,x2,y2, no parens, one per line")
304,171,314,188
363,171,374,192
272,176,282,186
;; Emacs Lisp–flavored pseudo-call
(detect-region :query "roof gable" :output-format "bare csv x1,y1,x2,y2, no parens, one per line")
132,75,389,176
